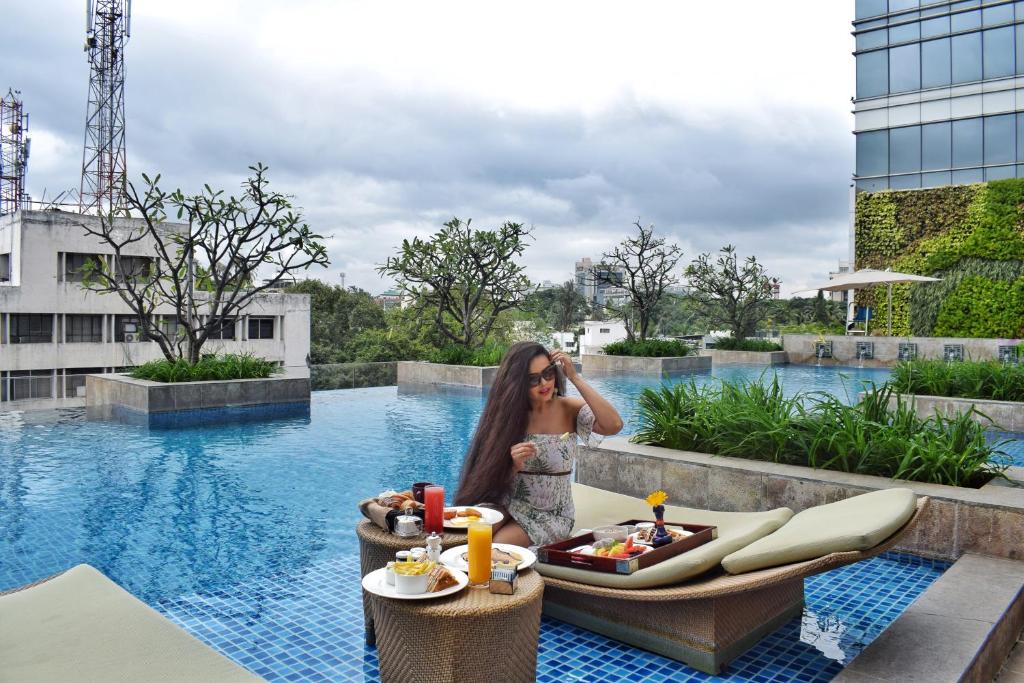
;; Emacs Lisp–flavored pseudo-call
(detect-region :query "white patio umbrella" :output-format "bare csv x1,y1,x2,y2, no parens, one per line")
803,269,941,336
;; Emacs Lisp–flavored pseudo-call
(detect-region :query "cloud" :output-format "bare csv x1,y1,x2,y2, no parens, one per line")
4,1,855,297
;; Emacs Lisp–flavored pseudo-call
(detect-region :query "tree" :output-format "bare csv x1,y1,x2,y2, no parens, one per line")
595,221,683,341
814,290,830,324
80,164,329,363
285,280,388,364
523,281,589,332
378,217,533,348
685,245,778,340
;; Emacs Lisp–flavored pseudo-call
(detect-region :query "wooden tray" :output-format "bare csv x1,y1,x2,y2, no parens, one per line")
537,520,717,574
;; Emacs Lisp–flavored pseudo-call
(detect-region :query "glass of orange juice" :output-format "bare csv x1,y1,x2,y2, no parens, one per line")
467,522,492,588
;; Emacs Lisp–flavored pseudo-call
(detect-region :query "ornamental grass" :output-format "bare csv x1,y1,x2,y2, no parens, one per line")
889,359,1024,403
130,353,280,383
633,376,1008,488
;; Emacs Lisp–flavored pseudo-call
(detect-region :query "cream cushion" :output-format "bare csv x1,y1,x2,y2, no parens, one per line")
0,564,262,682
533,483,794,588
721,488,917,575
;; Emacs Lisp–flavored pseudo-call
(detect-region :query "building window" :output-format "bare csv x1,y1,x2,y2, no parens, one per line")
953,118,984,167
160,315,181,339
64,367,103,399
983,26,1015,78
985,114,1015,165
889,21,920,44
64,253,103,283
1018,24,1024,73
599,328,611,334
1018,113,1024,162
952,32,983,83
856,0,888,20
982,3,1014,27
889,43,921,92
6,369,54,401
951,9,981,33
115,315,149,342
10,314,53,344
248,317,274,340
890,125,921,174
921,38,951,88
66,314,103,343
857,130,889,176
921,16,950,39
0,253,10,282
857,50,889,98
922,121,952,170
208,317,236,340
115,256,153,284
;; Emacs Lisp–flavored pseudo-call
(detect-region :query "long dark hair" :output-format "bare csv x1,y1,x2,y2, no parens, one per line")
454,341,566,505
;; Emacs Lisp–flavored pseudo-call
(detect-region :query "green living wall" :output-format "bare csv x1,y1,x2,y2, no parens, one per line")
854,178,1024,338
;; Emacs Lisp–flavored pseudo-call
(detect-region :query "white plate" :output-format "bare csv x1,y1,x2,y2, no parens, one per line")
442,506,504,529
361,566,468,600
439,543,537,572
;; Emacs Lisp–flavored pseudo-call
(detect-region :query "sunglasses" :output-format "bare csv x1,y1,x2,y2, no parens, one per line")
527,363,558,387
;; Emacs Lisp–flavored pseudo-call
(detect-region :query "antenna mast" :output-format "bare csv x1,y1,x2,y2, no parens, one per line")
0,89,30,217
79,0,131,215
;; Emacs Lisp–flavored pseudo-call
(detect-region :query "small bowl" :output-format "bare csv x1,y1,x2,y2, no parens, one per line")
394,571,429,594
592,525,628,542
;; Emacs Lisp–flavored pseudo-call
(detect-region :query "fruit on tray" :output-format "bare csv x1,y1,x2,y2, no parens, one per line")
582,536,650,559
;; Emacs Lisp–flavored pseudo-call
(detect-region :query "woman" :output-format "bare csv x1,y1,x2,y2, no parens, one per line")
454,341,624,547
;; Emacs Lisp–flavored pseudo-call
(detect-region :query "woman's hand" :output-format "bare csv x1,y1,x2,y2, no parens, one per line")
550,351,578,381
510,442,538,472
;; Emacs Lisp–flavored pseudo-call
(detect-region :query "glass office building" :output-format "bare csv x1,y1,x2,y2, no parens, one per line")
853,0,1024,190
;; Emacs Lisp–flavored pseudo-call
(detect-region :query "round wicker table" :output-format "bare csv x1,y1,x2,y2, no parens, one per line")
367,569,544,683
357,521,468,645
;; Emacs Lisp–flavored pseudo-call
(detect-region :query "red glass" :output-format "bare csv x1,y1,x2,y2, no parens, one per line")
424,485,445,534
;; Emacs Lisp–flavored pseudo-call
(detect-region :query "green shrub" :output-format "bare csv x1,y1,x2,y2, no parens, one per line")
130,354,280,383
889,360,1024,403
429,341,507,367
633,377,1007,488
602,339,693,357
855,178,1024,338
711,337,783,352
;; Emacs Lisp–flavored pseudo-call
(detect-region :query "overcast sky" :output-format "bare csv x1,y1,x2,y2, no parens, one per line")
5,1,855,297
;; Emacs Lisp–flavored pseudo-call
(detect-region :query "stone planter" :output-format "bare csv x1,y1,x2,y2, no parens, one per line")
705,349,789,366
578,437,1024,562
86,372,310,425
581,354,711,375
396,361,499,388
890,394,1024,432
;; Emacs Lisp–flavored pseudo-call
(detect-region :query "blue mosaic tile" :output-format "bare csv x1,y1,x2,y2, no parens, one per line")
151,551,947,683
990,431,1024,467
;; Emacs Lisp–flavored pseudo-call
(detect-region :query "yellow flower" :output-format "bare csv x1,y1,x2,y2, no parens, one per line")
645,490,668,507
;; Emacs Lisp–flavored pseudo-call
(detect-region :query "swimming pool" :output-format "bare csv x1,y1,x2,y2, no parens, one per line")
0,365,979,681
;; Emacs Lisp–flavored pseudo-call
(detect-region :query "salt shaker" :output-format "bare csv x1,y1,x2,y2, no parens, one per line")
425,533,442,563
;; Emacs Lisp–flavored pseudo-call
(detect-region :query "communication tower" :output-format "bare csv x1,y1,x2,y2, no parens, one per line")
0,89,30,217
79,0,131,215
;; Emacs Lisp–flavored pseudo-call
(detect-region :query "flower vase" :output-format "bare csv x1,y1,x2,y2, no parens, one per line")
651,504,672,547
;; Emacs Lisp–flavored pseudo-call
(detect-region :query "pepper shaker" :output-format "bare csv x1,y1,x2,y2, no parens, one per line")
425,533,442,563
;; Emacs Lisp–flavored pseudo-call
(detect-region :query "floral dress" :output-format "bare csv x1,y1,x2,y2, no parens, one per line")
508,403,597,546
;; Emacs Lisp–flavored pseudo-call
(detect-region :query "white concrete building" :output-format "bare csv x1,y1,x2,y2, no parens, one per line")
579,320,628,355
551,331,578,354
0,210,310,404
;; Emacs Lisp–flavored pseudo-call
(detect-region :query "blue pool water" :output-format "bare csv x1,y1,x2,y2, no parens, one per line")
0,364,994,682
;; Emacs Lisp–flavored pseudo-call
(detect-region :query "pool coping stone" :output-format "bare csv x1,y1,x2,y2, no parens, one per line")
833,553,1024,683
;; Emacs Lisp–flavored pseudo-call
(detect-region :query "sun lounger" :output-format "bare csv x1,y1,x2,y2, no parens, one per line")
0,564,262,683
537,484,929,674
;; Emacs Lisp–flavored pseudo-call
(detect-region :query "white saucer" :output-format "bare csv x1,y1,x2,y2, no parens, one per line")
439,543,537,572
442,506,504,529
361,566,468,600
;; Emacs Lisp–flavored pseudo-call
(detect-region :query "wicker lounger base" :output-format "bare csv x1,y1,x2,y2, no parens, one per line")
541,496,930,675
544,578,803,674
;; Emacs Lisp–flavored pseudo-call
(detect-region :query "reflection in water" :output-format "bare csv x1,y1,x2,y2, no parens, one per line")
1,367,895,602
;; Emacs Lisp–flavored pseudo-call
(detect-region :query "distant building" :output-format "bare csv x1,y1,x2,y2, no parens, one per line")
579,320,628,355
574,257,625,307
827,261,852,304
598,285,630,308
374,289,402,310
535,280,558,291
0,210,310,404
551,331,577,354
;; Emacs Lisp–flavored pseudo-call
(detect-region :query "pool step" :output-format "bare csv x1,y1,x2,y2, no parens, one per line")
834,553,1024,682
